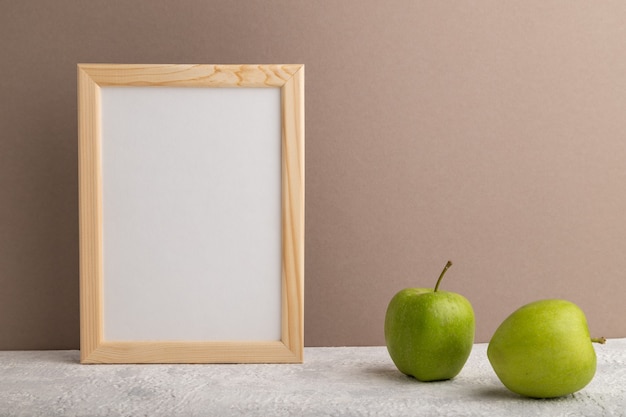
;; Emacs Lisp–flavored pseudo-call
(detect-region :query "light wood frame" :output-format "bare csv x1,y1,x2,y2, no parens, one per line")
78,64,304,364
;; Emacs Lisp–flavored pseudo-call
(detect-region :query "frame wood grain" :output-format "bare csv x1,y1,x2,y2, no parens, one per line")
78,64,304,364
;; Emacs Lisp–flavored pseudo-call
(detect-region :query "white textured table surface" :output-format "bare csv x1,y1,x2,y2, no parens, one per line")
1,340,625,417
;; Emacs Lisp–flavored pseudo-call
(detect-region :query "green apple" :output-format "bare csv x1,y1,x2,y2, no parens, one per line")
384,261,475,381
487,299,606,398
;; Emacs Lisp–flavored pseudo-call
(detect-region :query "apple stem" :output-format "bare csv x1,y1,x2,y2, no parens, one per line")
434,261,453,292
591,337,607,344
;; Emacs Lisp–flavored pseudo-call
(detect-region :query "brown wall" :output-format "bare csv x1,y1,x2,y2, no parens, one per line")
1,1,625,349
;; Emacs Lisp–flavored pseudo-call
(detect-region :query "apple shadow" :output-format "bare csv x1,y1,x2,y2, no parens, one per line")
361,365,457,385
472,386,524,400
362,366,579,403
360,365,414,383
472,386,575,402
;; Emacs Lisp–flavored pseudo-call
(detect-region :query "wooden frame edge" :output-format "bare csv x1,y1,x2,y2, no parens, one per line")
77,64,302,87
280,66,305,362
82,341,300,364
78,66,103,363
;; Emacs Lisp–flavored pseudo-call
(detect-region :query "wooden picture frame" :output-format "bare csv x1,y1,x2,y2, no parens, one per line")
78,64,304,364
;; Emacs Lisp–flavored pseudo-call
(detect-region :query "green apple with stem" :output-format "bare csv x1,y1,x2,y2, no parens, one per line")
487,299,606,398
384,261,475,381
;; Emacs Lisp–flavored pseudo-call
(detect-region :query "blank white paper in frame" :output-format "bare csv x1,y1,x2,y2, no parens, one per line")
100,86,282,342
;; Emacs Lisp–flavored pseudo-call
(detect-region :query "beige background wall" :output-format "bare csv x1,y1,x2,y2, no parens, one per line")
1,1,625,349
